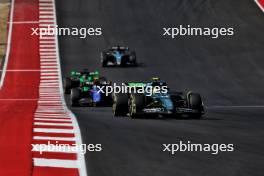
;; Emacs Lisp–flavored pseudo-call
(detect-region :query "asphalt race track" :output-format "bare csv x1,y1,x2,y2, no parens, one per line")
56,0,264,176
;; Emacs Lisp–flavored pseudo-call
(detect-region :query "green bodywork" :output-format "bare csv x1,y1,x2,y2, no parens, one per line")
82,86,90,92
70,70,100,92
70,71,81,78
70,70,100,82
127,82,146,88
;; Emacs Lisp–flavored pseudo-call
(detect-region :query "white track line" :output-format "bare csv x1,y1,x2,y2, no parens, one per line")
36,109,69,113
39,14,54,17
35,113,67,116
35,112,68,115
40,44,56,47
34,118,72,122
40,73,59,76
255,0,264,12
33,136,76,141
39,19,55,23
36,107,62,109
39,91,60,93
39,11,54,14
34,158,79,168
33,128,74,134
34,122,72,126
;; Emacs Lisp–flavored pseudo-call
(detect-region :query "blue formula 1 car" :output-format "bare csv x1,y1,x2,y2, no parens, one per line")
112,78,205,118
70,76,112,107
101,46,137,67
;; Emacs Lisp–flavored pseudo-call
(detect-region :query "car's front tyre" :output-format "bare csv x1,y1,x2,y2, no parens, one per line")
128,93,145,118
188,93,203,119
101,52,108,67
71,88,81,107
113,93,129,117
64,77,72,94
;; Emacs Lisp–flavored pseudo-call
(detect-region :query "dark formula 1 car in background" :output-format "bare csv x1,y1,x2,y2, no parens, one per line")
113,78,205,118
70,73,112,107
101,46,137,67
64,69,101,94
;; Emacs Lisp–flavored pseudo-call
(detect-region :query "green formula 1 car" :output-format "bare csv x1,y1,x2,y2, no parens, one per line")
113,78,205,118
70,76,112,107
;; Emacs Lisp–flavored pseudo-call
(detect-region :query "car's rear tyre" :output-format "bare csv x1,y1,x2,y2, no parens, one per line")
101,52,108,67
188,93,203,119
113,93,129,117
99,77,107,84
64,77,72,94
130,51,137,66
128,93,145,118
71,88,81,107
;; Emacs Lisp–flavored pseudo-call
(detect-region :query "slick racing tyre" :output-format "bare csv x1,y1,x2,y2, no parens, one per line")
113,93,129,117
71,88,81,107
188,93,203,119
101,52,108,67
64,77,72,94
99,77,107,85
130,51,137,66
128,93,145,118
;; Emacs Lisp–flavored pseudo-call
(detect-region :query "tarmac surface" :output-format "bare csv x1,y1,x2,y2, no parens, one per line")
56,0,264,175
